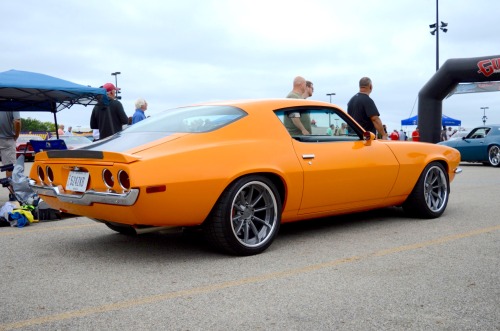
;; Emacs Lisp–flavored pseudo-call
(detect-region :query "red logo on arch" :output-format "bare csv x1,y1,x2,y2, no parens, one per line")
477,58,500,77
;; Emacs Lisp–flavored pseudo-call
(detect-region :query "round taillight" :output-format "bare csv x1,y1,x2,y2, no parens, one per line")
118,170,130,190
102,169,114,189
46,166,54,183
37,166,45,182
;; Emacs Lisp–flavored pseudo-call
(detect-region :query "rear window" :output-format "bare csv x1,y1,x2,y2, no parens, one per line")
125,105,247,133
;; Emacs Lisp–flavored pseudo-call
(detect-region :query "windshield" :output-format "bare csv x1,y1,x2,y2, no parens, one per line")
125,105,247,133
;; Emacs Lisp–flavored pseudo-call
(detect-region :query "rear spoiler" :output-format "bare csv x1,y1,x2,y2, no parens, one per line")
34,150,141,164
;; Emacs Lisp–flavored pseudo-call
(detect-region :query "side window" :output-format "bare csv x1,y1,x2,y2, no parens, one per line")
470,128,487,139
275,107,362,142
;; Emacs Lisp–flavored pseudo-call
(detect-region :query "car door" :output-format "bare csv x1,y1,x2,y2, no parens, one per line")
285,108,400,215
459,128,489,161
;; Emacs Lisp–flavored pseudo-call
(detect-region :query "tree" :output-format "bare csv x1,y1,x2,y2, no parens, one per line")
21,117,55,132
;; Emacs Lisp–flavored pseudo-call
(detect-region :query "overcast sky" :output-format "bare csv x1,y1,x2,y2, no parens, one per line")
2,0,499,132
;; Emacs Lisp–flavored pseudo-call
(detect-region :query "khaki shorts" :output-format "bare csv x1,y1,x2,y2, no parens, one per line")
0,138,16,168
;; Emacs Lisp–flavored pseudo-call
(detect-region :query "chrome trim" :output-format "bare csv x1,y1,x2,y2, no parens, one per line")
302,154,315,159
454,167,462,174
29,180,139,206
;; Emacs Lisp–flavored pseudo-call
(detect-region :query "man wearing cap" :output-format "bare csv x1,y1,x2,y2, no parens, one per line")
90,83,129,140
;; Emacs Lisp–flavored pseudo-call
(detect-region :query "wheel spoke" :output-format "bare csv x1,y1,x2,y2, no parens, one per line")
250,190,264,208
251,216,272,229
247,221,261,243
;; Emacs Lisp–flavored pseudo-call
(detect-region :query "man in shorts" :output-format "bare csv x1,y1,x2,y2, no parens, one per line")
0,111,21,178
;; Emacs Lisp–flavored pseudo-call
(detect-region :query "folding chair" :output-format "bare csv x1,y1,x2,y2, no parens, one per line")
29,139,68,153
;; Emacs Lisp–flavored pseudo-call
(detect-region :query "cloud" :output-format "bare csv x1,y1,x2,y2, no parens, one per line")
1,0,499,131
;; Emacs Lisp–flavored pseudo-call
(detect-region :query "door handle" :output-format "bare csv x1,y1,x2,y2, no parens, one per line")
302,154,315,159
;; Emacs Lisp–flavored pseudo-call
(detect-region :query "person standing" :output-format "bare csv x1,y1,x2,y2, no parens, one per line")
284,76,311,135
132,98,148,124
0,111,21,178
57,124,65,136
390,130,400,140
90,83,129,140
441,125,448,141
302,80,314,99
446,126,454,140
65,126,74,135
347,77,388,140
399,129,406,141
412,127,420,141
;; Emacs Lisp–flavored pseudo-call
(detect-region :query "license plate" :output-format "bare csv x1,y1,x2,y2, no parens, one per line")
66,171,89,192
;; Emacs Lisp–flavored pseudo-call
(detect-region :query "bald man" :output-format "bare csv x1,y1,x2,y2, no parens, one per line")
284,76,311,135
347,77,388,140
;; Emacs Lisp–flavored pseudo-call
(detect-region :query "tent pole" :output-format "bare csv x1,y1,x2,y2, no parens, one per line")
52,102,59,139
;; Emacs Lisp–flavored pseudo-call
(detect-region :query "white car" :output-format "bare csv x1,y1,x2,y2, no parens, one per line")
448,131,470,141
50,135,92,150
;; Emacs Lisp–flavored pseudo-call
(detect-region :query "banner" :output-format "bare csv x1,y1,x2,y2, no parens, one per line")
446,81,500,98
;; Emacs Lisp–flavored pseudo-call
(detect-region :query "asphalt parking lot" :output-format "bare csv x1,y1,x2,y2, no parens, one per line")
0,162,499,330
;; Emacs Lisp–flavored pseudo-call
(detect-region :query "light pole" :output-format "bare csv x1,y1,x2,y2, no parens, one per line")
326,92,336,103
481,106,489,125
429,0,448,71
111,71,121,99
326,93,336,125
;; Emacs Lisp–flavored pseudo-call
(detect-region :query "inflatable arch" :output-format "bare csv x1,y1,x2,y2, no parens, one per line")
418,55,500,143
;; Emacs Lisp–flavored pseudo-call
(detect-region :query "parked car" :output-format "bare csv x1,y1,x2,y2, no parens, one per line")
438,124,500,167
29,99,461,255
448,130,470,141
16,134,44,161
49,135,92,150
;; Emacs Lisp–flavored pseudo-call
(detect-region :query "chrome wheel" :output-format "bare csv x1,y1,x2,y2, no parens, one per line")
230,181,279,248
204,175,281,255
403,162,449,219
488,145,500,167
423,165,448,213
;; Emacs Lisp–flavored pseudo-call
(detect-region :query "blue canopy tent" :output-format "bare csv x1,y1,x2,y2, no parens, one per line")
401,114,461,127
0,69,107,138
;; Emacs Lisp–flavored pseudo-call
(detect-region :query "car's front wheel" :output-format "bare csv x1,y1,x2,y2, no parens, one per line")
403,162,449,219
203,175,281,255
487,145,500,167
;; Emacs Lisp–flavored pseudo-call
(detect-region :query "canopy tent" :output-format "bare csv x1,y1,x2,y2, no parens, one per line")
0,69,107,137
401,114,461,127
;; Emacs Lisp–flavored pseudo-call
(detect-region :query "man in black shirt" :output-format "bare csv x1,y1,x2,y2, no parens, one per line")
347,77,388,140
90,83,129,140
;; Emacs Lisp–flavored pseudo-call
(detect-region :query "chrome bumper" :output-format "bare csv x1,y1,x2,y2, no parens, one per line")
29,180,139,206
454,167,462,174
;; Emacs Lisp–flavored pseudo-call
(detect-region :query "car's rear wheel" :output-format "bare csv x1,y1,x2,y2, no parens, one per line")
487,145,500,167
203,175,281,256
402,162,449,219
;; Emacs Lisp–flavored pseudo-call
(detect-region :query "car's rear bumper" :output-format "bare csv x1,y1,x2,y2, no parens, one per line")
29,180,139,206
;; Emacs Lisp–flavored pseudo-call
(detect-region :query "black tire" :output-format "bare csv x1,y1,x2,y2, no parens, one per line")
203,175,281,256
105,222,137,236
402,162,449,219
487,145,500,167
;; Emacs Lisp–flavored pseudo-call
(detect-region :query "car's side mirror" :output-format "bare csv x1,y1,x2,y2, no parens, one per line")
363,131,375,141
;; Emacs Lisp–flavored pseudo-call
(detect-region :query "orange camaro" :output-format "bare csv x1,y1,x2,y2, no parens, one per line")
29,99,461,255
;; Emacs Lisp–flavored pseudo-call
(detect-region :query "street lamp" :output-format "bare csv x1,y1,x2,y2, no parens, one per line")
326,92,336,103
429,0,448,71
481,106,489,125
111,71,121,99
326,93,336,125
